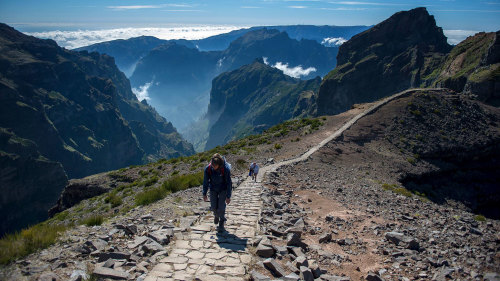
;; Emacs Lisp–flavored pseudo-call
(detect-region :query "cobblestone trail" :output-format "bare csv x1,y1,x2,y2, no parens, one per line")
144,89,416,281
145,181,263,280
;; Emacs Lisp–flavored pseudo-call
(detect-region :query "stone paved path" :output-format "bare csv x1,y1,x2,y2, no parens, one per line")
144,89,419,281
145,181,262,281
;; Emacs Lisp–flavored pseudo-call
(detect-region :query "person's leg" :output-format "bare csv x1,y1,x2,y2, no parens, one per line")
210,189,220,224
217,189,227,230
254,172,258,182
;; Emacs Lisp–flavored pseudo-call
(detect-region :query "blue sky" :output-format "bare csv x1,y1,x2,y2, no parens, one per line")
0,0,499,48
1,0,499,30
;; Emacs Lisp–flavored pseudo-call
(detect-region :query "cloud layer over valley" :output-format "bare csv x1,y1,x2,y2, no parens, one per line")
24,26,244,49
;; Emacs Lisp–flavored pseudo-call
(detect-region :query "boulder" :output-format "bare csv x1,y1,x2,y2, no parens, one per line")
287,232,301,246
299,266,314,281
263,258,288,277
256,243,275,258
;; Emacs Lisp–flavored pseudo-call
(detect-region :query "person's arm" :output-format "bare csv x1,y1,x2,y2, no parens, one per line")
225,165,232,199
202,166,209,197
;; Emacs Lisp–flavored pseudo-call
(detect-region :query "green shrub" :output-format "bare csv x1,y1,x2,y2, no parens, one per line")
274,143,282,150
162,172,203,193
474,214,486,222
141,176,158,187
104,192,122,208
236,158,246,169
135,188,168,206
410,109,421,116
381,183,413,197
82,215,104,226
54,210,69,221
108,172,133,182
135,172,203,206
0,223,66,265
407,157,417,165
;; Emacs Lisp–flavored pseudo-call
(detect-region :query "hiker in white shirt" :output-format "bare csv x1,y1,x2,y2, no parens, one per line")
249,162,259,182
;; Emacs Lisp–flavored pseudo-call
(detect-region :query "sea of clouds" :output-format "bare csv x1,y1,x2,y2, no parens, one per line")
24,26,479,50
24,26,244,49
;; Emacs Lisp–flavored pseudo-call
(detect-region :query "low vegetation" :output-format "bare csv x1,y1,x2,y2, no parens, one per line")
135,171,203,206
1,116,327,265
0,223,67,265
82,215,104,226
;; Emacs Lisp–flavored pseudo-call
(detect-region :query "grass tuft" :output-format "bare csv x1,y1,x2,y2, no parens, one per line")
82,215,104,226
0,223,66,265
135,171,203,206
474,214,486,222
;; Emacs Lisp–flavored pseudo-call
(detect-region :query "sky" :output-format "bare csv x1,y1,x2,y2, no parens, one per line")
1,0,499,48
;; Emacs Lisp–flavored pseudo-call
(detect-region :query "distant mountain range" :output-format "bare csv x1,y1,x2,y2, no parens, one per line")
0,23,194,235
77,25,368,134
202,7,499,149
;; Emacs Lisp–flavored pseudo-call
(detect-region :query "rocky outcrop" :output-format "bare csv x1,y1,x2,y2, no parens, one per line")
0,23,193,234
205,59,321,150
430,31,500,105
317,7,451,116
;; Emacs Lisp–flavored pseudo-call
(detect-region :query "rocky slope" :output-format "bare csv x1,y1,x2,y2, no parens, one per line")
317,7,452,116
0,23,193,235
257,89,500,280
2,89,498,281
205,59,321,150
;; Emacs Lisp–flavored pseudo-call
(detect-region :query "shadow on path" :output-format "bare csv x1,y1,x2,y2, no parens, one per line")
215,231,248,252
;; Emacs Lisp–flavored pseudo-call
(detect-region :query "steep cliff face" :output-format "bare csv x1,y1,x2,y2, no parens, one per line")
205,59,320,150
0,23,193,234
129,43,221,129
0,128,68,236
317,7,451,115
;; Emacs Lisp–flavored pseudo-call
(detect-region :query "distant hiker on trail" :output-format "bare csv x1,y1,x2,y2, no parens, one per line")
203,153,232,232
249,162,259,182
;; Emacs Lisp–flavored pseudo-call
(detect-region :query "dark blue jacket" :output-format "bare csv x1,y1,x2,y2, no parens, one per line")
203,163,232,198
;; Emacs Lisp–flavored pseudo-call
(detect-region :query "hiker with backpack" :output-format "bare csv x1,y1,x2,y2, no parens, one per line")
249,162,259,182
203,153,232,232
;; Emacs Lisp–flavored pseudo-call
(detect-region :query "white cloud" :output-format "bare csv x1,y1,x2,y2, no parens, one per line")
132,81,153,101
320,7,367,10
24,26,245,49
288,5,308,8
321,37,347,46
330,1,406,5
108,4,191,10
263,57,317,78
444,29,479,45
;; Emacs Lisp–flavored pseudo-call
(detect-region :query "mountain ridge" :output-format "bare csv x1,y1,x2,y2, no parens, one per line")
0,23,194,235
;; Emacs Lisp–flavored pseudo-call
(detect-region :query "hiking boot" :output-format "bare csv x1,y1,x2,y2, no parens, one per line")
217,225,225,232
214,216,219,225
217,218,225,232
